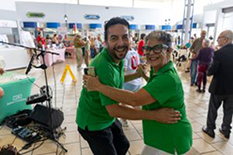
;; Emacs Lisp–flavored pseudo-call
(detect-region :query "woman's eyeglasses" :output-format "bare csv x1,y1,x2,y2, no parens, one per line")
142,44,168,55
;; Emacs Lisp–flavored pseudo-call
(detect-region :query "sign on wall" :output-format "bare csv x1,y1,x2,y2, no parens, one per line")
121,16,134,21
26,12,45,18
84,14,100,20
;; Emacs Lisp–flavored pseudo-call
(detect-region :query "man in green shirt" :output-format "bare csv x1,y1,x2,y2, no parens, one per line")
76,18,181,155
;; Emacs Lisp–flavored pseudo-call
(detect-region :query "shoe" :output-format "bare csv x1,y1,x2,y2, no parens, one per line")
201,89,205,93
219,128,230,139
196,89,202,93
202,126,215,138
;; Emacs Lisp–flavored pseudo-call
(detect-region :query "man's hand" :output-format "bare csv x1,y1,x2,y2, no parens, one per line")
83,75,102,91
0,68,4,75
150,108,181,124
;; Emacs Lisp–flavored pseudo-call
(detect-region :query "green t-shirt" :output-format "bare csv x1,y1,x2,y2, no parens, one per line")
142,61,192,154
76,48,124,131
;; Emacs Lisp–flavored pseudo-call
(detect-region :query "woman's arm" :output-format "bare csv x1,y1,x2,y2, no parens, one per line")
84,75,156,106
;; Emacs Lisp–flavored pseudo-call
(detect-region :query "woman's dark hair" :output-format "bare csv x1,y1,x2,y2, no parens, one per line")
140,33,146,40
104,17,130,41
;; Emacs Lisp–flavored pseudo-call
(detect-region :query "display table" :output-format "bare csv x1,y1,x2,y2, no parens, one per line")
42,48,66,67
0,47,28,70
0,72,35,124
65,47,76,59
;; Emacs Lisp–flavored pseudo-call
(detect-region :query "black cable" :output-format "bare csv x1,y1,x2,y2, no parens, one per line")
19,138,46,155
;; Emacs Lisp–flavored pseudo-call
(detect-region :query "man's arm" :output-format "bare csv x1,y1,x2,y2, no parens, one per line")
106,104,180,124
207,53,220,76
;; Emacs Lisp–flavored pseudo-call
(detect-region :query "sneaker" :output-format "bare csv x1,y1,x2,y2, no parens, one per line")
202,126,215,138
219,128,230,139
121,120,129,127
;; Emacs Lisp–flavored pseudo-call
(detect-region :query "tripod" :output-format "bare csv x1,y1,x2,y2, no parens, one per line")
0,41,68,153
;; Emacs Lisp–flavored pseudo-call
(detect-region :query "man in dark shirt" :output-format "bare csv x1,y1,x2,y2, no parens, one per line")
202,30,233,139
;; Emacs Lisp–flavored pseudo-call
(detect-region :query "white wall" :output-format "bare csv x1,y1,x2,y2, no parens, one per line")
15,2,185,26
0,0,17,20
0,0,16,11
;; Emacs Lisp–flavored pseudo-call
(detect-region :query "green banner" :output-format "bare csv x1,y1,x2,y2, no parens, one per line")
27,12,45,18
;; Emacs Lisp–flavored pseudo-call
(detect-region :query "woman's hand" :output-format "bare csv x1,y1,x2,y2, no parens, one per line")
150,108,181,124
83,75,102,91
136,64,147,77
0,68,4,75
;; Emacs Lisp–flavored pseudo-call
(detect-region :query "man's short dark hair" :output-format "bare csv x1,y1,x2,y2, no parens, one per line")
104,17,130,41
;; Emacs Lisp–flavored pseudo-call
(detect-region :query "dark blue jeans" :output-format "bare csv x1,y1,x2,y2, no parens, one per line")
190,60,198,85
78,119,130,155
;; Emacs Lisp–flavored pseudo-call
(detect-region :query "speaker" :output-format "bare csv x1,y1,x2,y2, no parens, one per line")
29,105,64,129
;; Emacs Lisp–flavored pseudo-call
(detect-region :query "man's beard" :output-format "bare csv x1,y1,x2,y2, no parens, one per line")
109,45,129,60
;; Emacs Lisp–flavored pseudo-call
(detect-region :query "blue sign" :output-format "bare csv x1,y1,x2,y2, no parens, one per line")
161,25,171,30
176,23,198,30
23,22,37,28
121,16,134,21
145,25,155,30
89,24,102,29
69,23,76,29
46,22,60,28
130,24,138,30
84,14,100,20
176,25,183,30
192,23,197,28
77,23,82,29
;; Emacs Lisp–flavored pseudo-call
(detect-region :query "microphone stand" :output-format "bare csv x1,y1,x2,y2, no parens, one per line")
0,41,68,153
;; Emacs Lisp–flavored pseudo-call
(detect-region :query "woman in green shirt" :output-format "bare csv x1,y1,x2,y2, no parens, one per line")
84,31,192,155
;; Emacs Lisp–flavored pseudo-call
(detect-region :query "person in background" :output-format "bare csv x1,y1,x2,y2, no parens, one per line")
189,30,206,86
137,33,146,63
77,18,181,155
37,32,43,49
63,34,70,47
52,34,59,45
194,39,214,93
73,34,86,70
90,36,98,59
84,30,192,155
202,30,233,139
83,37,90,67
45,35,52,46
121,37,143,127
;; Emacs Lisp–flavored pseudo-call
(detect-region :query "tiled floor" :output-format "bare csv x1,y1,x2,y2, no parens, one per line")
0,59,233,155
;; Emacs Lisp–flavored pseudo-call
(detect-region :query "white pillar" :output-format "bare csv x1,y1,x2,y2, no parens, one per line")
184,0,192,44
213,8,224,44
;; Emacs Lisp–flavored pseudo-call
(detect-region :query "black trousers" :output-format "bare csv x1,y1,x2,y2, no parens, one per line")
207,94,233,133
78,119,130,155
